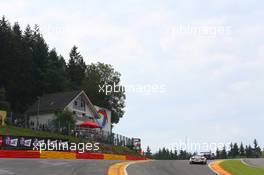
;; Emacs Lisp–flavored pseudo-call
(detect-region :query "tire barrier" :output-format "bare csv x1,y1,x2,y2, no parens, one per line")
0,150,146,160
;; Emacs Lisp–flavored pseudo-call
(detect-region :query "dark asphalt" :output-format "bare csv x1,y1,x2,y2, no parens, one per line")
243,158,264,168
127,160,216,175
0,158,120,175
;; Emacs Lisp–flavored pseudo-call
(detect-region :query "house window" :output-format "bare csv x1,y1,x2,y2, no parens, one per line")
74,100,78,106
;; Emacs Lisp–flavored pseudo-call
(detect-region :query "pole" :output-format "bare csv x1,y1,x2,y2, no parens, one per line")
37,97,40,129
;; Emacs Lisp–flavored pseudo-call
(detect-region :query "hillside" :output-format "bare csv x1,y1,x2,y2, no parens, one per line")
0,126,141,156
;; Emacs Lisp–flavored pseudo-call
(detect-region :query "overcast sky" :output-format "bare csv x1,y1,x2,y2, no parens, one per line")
1,0,264,152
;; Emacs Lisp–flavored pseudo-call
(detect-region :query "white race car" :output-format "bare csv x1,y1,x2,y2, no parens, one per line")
189,155,207,164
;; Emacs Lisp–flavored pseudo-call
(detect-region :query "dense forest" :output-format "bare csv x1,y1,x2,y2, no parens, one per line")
0,16,125,124
145,139,263,160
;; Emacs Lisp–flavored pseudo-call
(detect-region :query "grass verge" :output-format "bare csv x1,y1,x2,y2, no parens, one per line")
220,160,264,175
0,126,141,157
0,125,80,142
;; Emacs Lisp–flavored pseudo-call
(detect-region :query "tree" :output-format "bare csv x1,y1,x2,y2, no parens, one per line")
30,25,50,97
245,145,253,158
233,143,239,158
54,110,75,135
67,46,86,89
83,62,126,124
0,88,10,112
0,17,127,127
0,88,6,101
253,139,262,158
1,18,35,113
216,148,220,159
174,149,178,160
220,146,227,159
43,49,68,93
228,143,234,158
145,146,152,158
239,143,245,157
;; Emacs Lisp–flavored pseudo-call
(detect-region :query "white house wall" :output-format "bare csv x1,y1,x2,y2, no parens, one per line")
66,94,95,125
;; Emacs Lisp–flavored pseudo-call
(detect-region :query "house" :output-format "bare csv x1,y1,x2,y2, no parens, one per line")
26,90,111,132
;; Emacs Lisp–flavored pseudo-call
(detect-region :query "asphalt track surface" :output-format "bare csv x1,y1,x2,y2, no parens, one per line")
0,158,120,175
127,160,216,175
243,158,264,168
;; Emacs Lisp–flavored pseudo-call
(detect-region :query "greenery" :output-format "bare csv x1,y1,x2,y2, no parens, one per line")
53,110,75,135
146,146,192,160
0,88,10,112
221,160,264,175
0,125,80,142
146,139,263,160
216,139,262,159
0,16,125,124
83,62,125,124
0,125,141,156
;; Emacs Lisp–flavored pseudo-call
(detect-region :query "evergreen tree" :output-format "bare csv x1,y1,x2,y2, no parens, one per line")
221,146,227,159
239,142,245,157
228,143,234,158
0,88,10,112
43,49,68,93
0,16,127,126
245,145,253,158
174,149,178,160
67,46,86,89
233,143,239,158
253,139,262,158
216,148,220,159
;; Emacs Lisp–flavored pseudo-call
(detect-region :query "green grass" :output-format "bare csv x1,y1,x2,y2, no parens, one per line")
0,125,141,156
0,125,80,142
220,160,264,175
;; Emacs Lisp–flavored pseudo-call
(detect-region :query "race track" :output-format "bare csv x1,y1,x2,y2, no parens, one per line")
127,160,215,175
243,158,264,168
0,158,120,175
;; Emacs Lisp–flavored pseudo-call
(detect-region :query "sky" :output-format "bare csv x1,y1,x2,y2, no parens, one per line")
1,0,264,152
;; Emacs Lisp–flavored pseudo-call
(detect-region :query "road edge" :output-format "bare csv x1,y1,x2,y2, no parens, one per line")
240,158,260,168
107,160,151,175
208,160,232,175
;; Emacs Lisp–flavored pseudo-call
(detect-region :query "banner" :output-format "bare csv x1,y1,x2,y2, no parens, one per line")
132,138,141,151
1,135,69,150
94,106,111,132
